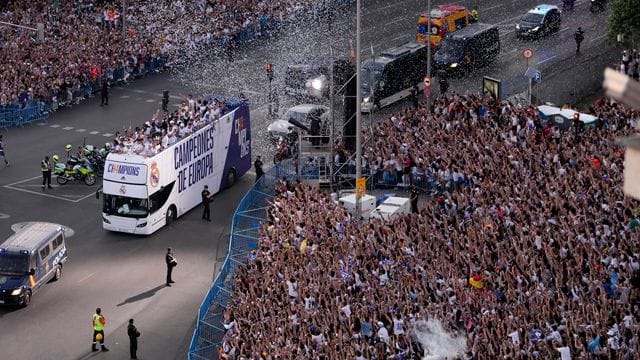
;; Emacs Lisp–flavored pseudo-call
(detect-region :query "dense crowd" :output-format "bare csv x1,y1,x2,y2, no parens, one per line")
219,91,640,359
0,0,339,108
109,95,227,157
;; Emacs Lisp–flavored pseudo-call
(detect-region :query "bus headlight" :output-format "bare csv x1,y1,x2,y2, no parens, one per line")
363,97,371,103
531,26,540,32
11,288,22,296
136,222,147,228
450,63,458,68
516,24,520,29
102,216,111,224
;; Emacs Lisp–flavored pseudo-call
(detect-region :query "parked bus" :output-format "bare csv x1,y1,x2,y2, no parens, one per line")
101,99,251,235
361,42,430,113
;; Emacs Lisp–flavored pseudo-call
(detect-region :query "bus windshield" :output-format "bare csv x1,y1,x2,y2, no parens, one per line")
362,66,382,89
0,253,29,275
439,39,465,57
103,194,149,218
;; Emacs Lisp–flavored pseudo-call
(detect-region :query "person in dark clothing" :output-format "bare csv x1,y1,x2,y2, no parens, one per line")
254,155,264,183
410,85,419,108
438,73,450,94
41,155,53,191
100,79,109,106
165,248,177,286
574,27,584,54
309,115,321,146
410,186,420,214
201,185,212,221
127,318,140,359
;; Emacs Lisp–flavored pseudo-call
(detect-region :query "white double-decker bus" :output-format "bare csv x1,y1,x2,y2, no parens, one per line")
101,100,251,234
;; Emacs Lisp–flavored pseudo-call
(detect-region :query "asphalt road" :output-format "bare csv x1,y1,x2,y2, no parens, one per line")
0,0,619,359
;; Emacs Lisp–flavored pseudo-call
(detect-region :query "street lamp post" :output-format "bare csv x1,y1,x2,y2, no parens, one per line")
355,0,362,219
122,0,126,35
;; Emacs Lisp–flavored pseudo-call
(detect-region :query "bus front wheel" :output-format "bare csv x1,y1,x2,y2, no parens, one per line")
226,169,237,188
166,205,177,225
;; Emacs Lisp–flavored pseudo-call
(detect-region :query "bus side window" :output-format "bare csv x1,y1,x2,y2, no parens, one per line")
454,16,466,30
149,182,175,214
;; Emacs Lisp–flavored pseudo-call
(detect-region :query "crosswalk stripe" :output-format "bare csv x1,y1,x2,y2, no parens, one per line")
37,123,47,126
63,126,74,130
145,99,156,103
50,124,60,128
89,131,100,135
76,129,86,132
102,133,113,137
120,95,130,99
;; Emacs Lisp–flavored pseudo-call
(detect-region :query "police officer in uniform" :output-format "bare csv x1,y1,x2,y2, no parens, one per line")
254,155,264,183
574,27,585,54
410,186,421,214
201,185,213,221
100,77,109,106
128,318,140,359
91,308,109,352
41,155,53,191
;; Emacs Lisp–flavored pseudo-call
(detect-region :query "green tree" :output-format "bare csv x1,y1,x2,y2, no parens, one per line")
608,0,640,42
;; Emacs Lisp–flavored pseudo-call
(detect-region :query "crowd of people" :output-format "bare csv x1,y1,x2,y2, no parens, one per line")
219,90,640,359
0,0,343,109
614,48,640,81
109,95,227,157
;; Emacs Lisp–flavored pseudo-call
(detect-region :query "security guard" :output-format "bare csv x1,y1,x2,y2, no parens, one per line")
91,307,109,352
201,185,213,221
128,318,141,359
41,155,53,191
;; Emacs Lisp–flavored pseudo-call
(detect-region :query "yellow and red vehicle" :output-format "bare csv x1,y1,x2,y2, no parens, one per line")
416,4,473,49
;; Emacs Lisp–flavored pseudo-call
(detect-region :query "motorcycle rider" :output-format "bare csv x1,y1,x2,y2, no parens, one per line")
574,27,585,54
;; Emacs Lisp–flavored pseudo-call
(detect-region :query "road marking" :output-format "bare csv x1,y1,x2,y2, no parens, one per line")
37,122,46,126
103,133,113,137
506,48,519,55
390,33,411,42
50,124,61,128
76,128,86,132
591,33,607,42
0,213,9,219
484,4,503,11
89,131,100,135
77,273,95,284
120,95,130,98
537,55,557,65
559,27,570,33
145,99,156,103
63,126,74,130
3,176,97,203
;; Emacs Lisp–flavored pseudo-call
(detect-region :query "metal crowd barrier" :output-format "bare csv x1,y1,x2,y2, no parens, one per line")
0,101,50,129
188,164,282,360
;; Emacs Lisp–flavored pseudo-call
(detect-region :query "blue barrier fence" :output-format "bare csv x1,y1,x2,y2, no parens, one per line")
188,162,298,359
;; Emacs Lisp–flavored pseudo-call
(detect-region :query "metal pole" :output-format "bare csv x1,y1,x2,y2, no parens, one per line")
329,47,335,193
355,0,362,219
528,78,533,105
0,21,37,31
122,0,126,35
426,0,431,110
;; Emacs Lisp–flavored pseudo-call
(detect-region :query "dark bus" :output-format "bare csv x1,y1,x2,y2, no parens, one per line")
361,42,430,113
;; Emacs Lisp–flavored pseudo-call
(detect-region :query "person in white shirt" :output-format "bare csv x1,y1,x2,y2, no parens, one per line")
376,322,390,343
286,278,298,299
392,313,405,336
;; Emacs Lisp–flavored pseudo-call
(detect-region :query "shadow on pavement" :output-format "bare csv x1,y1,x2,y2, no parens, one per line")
116,284,166,307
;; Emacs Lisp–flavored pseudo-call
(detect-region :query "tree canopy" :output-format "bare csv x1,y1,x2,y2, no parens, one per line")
608,0,640,42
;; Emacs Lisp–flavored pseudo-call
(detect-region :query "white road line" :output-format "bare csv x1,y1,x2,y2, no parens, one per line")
591,33,607,42
484,4,502,11
120,95,130,98
3,176,96,203
37,123,46,126
63,126,74,130
50,124,60,128
390,33,411,42
76,129,86,132
102,133,113,137
77,273,95,284
506,48,519,55
537,55,557,65
89,131,100,135
145,99,156,103
559,27,570,33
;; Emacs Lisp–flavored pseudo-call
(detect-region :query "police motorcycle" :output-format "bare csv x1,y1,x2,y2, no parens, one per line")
83,145,105,177
590,0,607,13
52,145,97,186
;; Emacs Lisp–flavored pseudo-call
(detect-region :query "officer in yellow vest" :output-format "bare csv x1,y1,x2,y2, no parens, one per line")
91,307,109,352
41,155,52,191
